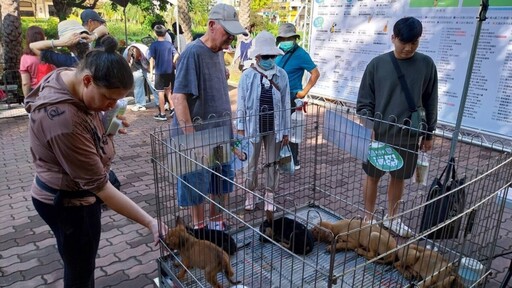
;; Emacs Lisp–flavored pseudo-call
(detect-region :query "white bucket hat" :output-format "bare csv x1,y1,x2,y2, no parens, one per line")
58,20,89,39
248,31,284,59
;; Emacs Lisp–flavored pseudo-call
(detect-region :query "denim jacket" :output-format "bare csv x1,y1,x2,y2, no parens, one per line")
236,66,291,143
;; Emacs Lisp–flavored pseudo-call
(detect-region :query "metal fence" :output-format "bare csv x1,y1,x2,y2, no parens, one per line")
151,102,512,287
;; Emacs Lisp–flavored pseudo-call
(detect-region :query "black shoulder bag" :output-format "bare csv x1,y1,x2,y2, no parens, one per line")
388,53,426,136
419,157,466,239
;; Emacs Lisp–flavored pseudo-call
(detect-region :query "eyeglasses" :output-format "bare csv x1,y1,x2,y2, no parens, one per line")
260,55,277,60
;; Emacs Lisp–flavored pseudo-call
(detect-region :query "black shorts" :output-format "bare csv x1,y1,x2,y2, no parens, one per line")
363,143,419,179
154,73,175,91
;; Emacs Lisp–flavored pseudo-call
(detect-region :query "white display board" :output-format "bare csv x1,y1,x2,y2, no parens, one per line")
309,0,512,139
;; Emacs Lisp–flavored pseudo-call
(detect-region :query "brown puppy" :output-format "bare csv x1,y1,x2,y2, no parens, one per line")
394,244,464,288
164,217,241,288
310,218,397,264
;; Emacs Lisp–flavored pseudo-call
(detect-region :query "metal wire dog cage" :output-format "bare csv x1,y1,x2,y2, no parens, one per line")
151,103,512,288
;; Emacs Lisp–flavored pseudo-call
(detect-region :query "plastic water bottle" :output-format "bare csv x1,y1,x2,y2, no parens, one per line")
102,99,127,135
290,99,306,143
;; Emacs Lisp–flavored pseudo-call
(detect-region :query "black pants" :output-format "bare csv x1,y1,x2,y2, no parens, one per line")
33,198,101,288
290,92,299,166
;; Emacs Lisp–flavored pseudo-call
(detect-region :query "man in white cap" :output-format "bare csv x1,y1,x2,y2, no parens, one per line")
276,23,320,170
171,3,247,231
236,31,291,211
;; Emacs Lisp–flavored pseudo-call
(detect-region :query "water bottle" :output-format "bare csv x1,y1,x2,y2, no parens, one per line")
290,99,307,143
102,99,127,135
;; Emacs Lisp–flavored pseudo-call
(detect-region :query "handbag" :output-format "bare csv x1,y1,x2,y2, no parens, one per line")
419,158,466,239
389,53,427,135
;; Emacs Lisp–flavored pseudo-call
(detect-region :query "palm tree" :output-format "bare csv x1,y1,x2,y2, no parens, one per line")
238,0,251,30
177,0,193,42
1,0,22,72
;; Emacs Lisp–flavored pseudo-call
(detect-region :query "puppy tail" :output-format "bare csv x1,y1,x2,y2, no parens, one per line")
222,254,241,285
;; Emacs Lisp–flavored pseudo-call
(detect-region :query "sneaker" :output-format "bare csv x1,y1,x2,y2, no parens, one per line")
208,221,228,231
169,108,175,117
131,105,146,112
164,103,169,111
383,215,414,237
294,164,301,170
264,192,276,212
245,193,255,211
153,113,167,121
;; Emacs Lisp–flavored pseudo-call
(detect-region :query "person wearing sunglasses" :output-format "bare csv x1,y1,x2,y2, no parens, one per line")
236,31,291,211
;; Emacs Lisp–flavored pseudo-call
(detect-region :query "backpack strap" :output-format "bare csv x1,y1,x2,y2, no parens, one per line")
251,67,280,91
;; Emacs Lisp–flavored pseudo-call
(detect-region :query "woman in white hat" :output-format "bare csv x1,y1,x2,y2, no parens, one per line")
236,31,291,211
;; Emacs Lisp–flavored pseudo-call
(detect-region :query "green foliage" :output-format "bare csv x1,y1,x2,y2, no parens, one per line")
189,0,214,30
251,0,272,10
21,17,59,40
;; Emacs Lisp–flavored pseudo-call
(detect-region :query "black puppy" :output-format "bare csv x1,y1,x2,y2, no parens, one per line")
259,211,315,255
173,217,238,255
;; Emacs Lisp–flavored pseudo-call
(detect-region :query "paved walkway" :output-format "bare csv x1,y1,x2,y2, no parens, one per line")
0,92,511,287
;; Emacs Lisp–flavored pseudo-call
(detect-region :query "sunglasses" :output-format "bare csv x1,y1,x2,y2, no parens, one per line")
260,55,277,60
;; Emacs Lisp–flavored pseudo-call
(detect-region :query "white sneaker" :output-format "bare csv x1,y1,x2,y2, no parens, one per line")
164,103,170,111
245,193,255,211
264,192,276,212
294,164,301,170
131,105,146,112
383,215,414,237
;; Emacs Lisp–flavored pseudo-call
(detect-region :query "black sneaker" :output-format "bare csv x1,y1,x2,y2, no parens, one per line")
169,108,175,117
153,113,167,121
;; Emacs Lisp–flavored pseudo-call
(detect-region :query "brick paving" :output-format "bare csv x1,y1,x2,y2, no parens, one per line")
1,88,511,287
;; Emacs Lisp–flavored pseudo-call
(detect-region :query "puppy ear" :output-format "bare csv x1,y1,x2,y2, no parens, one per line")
176,216,185,228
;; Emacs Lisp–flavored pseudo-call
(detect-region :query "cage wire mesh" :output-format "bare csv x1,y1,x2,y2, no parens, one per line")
151,102,512,288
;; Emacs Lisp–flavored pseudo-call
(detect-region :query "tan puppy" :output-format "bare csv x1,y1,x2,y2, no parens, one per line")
164,217,241,288
310,218,397,264
394,244,464,288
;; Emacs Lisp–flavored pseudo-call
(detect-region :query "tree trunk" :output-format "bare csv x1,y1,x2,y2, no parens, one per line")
238,0,251,30
1,0,22,72
177,0,193,43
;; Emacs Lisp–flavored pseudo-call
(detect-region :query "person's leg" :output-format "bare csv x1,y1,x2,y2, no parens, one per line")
33,198,101,288
132,69,146,108
289,92,300,167
153,74,167,120
262,134,281,211
209,163,235,229
363,174,381,221
387,177,405,217
245,140,263,210
177,169,211,228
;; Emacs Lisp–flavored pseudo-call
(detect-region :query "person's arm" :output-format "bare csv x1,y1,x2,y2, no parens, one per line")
149,57,154,79
236,74,247,136
96,181,164,243
20,72,31,97
171,92,194,134
30,32,86,56
296,67,320,98
90,25,109,42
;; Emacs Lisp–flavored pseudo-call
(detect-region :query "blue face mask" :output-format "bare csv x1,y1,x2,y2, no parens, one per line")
258,58,275,70
279,41,295,52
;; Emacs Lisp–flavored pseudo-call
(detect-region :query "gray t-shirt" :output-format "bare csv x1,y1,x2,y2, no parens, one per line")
172,39,232,132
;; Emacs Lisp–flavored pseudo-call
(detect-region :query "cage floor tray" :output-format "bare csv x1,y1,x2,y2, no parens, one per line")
159,206,410,288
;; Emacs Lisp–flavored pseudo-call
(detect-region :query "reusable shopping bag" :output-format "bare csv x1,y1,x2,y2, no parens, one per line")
278,145,295,175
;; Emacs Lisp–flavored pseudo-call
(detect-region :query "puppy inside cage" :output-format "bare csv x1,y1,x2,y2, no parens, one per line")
152,103,511,288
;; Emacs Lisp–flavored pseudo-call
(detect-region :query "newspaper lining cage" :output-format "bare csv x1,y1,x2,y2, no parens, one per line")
151,103,512,288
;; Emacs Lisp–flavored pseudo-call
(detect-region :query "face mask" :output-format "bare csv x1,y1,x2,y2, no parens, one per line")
258,58,275,70
279,41,295,52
